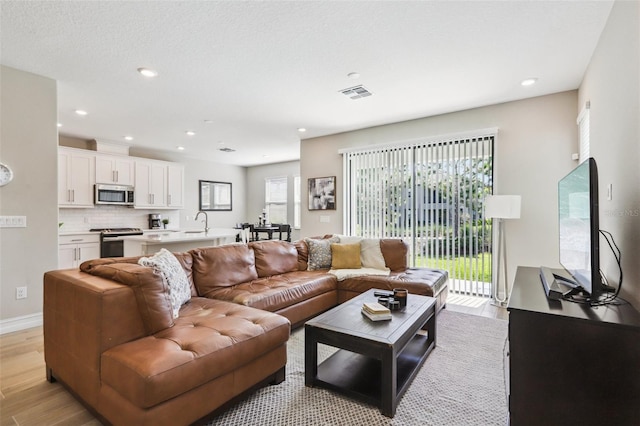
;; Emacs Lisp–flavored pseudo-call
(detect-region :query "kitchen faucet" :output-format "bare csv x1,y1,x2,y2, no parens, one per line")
195,211,209,233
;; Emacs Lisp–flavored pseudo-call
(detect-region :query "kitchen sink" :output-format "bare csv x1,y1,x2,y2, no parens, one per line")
184,230,205,234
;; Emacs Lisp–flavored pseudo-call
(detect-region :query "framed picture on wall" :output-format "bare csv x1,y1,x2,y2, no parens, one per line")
308,176,336,210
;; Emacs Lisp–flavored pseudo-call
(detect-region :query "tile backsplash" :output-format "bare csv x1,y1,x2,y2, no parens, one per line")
59,206,181,232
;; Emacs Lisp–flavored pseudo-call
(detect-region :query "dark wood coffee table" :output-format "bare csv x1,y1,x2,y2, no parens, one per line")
304,288,437,417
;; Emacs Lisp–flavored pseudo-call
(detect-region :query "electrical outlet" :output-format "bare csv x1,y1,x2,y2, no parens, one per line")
16,286,27,299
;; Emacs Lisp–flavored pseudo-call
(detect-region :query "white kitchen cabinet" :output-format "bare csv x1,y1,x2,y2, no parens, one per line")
95,154,134,185
58,234,100,268
167,164,184,208
58,148,96,208
135,160,167,208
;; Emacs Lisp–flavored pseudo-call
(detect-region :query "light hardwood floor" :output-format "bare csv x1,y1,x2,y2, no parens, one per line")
0,296,506,425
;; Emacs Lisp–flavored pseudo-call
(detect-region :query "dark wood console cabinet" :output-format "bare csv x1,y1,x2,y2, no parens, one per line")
507,266,640,426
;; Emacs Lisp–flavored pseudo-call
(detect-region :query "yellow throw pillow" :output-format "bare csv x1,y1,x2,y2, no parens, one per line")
331,243,362,269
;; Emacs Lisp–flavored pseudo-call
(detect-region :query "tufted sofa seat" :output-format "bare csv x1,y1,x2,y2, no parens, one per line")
44,236,447,425
101,298,289,410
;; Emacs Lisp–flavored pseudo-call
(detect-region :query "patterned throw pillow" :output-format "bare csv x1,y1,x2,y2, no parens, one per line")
139,248,191,319
330,243,362,269
305,237,339,270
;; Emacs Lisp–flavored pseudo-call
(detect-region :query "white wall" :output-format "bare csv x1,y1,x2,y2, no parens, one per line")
0,66,58,329
300,91,579,287
246,160,301,241
579,0,640,308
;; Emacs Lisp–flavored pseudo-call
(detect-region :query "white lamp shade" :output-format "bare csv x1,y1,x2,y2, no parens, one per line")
485,195,521,219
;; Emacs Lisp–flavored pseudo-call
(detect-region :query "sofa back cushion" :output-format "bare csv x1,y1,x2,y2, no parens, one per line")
80,253,198,296
190,244,259,297
380,239,409,271
294,240,309,270
80,262,174,334
249,240,299,277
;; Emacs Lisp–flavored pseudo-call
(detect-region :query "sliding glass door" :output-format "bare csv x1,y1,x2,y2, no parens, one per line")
343,134,494,296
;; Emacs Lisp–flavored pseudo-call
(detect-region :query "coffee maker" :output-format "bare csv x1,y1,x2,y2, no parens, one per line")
149,214,162,229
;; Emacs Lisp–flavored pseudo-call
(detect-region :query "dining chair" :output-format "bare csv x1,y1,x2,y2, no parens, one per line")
238,228,248,244
278,224,291,242
241,223,255,242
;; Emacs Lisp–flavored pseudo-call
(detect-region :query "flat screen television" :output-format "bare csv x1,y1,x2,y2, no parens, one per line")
557,157,600,300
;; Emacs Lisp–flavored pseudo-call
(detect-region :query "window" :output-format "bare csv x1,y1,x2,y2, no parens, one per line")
342,132,495,297
294,176,301,229
265,177,288,224
577,101,590,163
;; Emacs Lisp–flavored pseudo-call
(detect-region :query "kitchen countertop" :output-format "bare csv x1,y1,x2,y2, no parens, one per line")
121,228,239,244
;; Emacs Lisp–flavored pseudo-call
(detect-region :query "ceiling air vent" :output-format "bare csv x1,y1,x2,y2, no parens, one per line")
340,85,373,100
219,147,236,153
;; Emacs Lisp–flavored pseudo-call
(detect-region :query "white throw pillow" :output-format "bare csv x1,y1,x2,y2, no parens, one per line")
139,248,191,319
337,234,363,245
360,238,387,270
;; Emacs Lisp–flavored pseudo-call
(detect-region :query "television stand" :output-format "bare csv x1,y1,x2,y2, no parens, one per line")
508,266,640,425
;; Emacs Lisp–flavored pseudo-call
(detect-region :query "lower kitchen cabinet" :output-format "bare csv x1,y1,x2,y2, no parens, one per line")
58,234,100,269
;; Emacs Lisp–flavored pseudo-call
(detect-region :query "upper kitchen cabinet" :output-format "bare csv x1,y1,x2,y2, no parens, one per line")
167,164,184,208
58,147,95,208
95,154,134,186
135,160,167,208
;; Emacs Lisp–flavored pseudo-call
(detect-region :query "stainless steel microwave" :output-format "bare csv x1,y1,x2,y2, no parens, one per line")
95,184,135,206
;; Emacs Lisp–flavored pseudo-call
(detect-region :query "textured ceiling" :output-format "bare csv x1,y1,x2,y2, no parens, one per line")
0,1,613,166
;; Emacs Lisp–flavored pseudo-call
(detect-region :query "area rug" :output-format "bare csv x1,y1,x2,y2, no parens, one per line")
207,310,509,425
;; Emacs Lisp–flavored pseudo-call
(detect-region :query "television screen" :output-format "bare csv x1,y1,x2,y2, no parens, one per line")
558,158,600,299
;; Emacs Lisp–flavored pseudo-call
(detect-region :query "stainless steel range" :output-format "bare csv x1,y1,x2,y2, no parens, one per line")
91,228,144,258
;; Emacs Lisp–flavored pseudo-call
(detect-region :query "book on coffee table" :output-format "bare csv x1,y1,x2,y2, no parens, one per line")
361,302,392,321
361,308,392,321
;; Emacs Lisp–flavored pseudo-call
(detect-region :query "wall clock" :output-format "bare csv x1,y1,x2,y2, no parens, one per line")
0,163,14,186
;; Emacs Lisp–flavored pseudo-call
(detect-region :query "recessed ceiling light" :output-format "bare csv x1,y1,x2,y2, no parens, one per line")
204,120,214,124
75,109,88,116
521,78,538,86
137,67,158,78
57,123,62,127
298,128,307,132
177,146,185,151
347,72,361,79
124,135,133,141
185,130,196,136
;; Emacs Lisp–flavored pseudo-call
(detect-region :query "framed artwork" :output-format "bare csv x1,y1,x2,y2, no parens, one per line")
308,176,336,210
199,180,232,211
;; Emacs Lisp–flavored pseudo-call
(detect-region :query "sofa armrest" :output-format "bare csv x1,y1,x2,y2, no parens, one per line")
44,269,146,407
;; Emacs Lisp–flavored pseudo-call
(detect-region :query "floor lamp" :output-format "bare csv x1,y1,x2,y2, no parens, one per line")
485,195,521,307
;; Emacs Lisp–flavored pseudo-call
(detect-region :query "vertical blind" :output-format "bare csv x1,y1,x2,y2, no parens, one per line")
343,133,495,296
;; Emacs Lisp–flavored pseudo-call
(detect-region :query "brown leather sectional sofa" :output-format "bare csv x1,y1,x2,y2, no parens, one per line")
43,238,447,425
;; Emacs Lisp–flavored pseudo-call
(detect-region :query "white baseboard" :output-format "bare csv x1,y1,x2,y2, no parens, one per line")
0,312,43,335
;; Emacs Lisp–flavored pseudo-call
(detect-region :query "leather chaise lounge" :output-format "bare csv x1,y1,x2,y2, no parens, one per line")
43,237,448,425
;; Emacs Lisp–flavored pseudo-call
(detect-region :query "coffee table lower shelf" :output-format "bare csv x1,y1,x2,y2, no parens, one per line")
309,332,434,415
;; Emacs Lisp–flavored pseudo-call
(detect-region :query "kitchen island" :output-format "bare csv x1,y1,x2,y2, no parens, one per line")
122,228,239,256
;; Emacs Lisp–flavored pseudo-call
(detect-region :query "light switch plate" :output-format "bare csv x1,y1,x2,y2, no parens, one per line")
0,216,27,227
320,215,330,223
